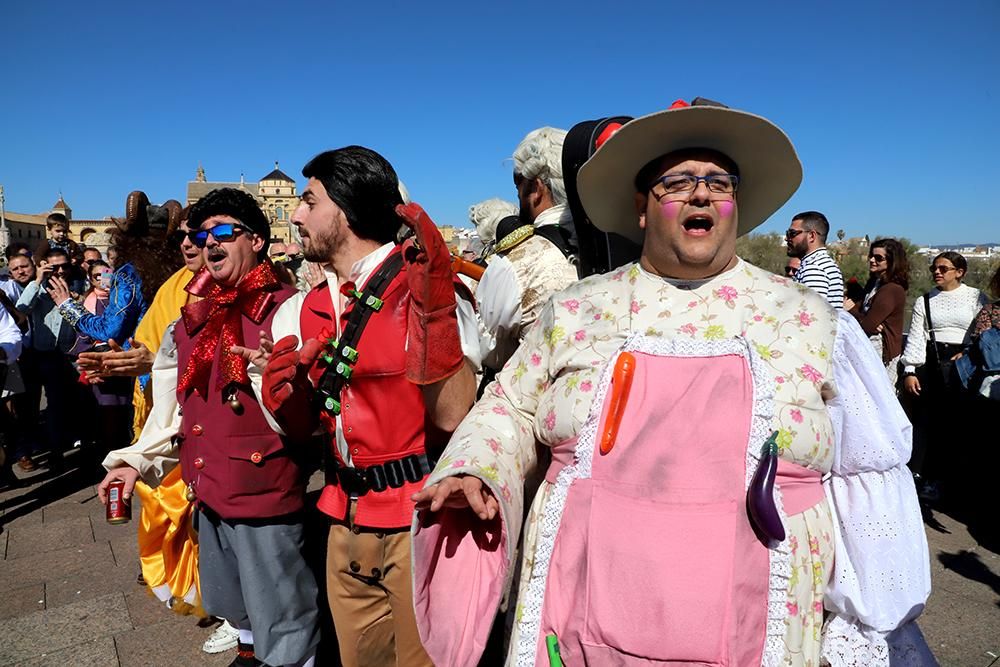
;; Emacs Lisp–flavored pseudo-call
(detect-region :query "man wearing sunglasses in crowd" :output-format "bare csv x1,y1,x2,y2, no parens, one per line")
785,210,844,309
97,188,320,667
15,247,81,467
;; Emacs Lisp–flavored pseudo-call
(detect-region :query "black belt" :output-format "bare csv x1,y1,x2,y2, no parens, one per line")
329,453,434,496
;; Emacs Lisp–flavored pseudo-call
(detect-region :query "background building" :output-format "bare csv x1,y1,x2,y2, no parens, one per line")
186,162,297,244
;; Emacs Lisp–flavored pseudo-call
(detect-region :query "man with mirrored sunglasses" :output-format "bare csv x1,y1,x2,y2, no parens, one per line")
785,210,844,310
188,222,254,247
97,188,320,667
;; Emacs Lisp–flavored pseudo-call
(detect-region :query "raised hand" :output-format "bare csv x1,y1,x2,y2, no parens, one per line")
261,335,323,439
45,274,71,304
395,203,463,385
230,330,275,371
79,338,156,378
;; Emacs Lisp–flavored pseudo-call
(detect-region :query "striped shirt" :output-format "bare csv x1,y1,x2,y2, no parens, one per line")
793,247,844,310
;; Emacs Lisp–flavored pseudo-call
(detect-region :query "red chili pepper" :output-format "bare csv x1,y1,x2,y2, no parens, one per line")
600,352,636,455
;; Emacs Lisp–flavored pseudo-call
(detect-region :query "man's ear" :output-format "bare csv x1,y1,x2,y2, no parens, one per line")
634,193,648,230
532,178,552,210
251,234,266,254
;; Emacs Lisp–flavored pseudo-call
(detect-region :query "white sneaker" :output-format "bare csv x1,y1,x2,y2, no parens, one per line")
202,619,240,654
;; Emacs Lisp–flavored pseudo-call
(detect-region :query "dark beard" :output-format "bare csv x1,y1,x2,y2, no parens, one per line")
302,234,332,263
302,243,327,263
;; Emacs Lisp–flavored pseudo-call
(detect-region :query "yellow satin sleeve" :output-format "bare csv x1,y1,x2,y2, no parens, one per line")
131,268,204,616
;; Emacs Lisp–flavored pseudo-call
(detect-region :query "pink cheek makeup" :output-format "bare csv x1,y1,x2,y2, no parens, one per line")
659,200,684,218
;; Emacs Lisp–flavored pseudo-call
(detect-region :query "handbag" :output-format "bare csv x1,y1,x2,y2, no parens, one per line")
922,293,964,392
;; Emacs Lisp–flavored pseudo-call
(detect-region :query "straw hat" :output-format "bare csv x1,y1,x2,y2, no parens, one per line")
577,98,802,244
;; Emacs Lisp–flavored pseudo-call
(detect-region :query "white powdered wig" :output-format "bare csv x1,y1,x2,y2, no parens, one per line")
468,198,518,244
512,127,568,205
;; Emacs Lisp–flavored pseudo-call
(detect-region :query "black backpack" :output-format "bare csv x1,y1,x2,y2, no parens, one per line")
562,116,641,277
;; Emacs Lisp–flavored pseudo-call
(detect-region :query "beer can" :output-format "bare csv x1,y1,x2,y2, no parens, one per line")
106,480,132,524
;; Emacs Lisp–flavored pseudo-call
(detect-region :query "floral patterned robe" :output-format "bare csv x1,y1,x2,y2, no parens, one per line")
416,260,931,666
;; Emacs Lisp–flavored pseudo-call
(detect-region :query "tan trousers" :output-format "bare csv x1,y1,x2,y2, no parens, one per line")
326,509,432,667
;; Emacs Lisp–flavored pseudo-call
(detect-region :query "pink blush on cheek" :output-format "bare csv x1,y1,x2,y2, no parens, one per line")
715,201,734,217
659,200,684,218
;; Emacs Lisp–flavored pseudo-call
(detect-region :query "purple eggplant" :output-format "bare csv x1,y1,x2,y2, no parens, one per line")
747,431,785,548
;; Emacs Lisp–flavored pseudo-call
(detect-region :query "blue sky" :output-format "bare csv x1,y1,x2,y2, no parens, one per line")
2,0,998,244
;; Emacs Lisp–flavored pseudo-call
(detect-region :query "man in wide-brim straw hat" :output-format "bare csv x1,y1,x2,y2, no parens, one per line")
410,99,934,666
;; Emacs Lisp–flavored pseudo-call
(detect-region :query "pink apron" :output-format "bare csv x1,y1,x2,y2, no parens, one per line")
413,337,823,666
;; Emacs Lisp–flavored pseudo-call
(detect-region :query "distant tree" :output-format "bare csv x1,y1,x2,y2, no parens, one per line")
736,232,786,274
837,229,845,242
963,256,1000,293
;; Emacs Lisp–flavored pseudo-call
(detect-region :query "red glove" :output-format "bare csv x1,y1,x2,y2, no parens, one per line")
262,335,324,440
396,203,464,385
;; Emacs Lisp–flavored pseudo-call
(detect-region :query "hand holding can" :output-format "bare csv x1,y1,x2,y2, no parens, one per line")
106,480,132,524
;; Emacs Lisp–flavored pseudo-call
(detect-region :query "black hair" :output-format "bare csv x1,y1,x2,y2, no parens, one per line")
4,242,31,260
989,264,1000,299
44,247,70,262
302,146,403,245
46,213,69,228
88,259,110,273
792,211,830,243
188,187,270,259
932,251,968,276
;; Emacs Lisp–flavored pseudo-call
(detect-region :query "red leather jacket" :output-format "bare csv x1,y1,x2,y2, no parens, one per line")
175,282,306,519
301,247,456,528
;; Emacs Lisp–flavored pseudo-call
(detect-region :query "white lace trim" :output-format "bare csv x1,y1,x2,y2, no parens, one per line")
821,614,890,667
512,336,618,667
821,616,938,667
764,489,792,667
514,334,785,666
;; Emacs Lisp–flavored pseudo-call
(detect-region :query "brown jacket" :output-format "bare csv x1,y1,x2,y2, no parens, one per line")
851,281,906,362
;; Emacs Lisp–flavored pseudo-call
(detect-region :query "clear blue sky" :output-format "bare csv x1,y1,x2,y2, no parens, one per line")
2,0,998,244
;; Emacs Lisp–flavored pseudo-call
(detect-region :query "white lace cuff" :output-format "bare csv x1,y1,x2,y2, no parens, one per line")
822,614,889,667
822,615,938,667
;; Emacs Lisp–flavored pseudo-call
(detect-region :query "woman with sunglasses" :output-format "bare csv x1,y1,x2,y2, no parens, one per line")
847,238,910,384
900,251,988,501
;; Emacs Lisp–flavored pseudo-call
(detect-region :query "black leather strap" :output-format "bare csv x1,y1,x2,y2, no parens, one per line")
329,453,434,496
316,251,405,416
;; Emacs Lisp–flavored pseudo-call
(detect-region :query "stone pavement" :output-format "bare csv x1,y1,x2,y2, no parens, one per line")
2,449,999,666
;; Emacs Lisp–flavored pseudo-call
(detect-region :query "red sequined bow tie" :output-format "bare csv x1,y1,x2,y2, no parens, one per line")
178,262,280,397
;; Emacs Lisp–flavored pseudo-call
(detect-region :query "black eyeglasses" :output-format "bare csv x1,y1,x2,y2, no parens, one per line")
785,229,807,240
650,174,739,201
189,223,253,248
930,265,957,274
169,229,188,246
784,265,798,276
869,254,887,263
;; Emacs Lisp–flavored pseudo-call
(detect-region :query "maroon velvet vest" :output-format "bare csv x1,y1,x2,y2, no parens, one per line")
174,282,304,519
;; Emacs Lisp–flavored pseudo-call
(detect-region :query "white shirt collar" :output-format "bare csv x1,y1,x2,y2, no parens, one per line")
324,242,396,328
533,204,571,229
324,242,396,290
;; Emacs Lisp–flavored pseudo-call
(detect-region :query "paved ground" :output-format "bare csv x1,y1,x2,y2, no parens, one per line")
1,448,999,666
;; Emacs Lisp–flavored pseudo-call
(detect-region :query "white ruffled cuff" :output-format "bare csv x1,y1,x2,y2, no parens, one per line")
822,615,938,667
822,614,890,667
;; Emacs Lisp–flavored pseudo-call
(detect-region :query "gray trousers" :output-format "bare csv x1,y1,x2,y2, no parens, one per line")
197,508,320,666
